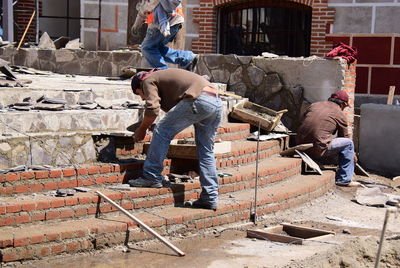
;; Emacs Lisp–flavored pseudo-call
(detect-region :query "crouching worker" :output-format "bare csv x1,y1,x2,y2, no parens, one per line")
130,68,223,210
296,90,360,187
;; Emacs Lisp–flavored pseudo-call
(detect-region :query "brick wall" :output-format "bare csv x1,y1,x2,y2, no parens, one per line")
14,0,38,43
192,0,335,56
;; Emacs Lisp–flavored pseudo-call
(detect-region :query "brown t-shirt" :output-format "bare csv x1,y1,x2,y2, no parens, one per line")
296,100,349,158
141,69,212,117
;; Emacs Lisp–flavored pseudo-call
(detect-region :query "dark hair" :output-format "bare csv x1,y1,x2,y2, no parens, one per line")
131,75,142,94
328,97,345,106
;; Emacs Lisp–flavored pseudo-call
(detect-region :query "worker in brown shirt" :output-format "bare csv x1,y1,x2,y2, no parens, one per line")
129,68,223,210
297,90,359,187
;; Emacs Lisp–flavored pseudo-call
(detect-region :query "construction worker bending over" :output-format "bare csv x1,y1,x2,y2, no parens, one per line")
296,90,360,187
130,69,222,210
132,0,198,70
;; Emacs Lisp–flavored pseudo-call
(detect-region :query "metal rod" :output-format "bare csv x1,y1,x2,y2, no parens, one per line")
96,191,185,257
35,0,39,43
17,10,36,50
97,0,102,50
66,0,70,37
374,207,396,268
253,122,261,224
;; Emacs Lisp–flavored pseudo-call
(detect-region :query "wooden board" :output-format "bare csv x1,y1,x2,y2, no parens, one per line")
387,86,395,105
295,150,323,175
280,143,313,157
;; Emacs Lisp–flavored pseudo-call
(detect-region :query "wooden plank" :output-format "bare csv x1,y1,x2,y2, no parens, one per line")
295,150,323,175
247,230,303,245
280,143,313,157
387,86,395,105
281,223,335,239
355,163,370,177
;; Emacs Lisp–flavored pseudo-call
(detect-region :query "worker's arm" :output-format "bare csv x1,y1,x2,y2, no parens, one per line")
134,115,157,142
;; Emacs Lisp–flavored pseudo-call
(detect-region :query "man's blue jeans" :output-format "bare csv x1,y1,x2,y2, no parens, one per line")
141,24,195,69
143,94,223,205
323,137,354,184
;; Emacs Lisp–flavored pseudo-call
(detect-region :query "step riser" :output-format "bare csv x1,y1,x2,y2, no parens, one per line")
0,164,301,227
0,176,333,263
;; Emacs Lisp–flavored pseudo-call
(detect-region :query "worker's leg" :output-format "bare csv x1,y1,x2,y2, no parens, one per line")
140,96,220,186
325,137,354,184
194,95,222,207
158,24,196,68
141,27,170,69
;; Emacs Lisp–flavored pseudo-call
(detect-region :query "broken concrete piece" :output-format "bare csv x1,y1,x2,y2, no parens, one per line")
65,38,81,49
80,103,98,110
33,103,64,111
12,105,31,111
355,187,389,207
38,32,56,50
95,98,112,109
74,187,91,192
247,132,288,141
107,184,131,191
0,64,18,81
41,97,68,105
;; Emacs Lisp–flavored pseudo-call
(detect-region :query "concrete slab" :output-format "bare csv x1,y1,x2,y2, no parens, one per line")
360,104,400,176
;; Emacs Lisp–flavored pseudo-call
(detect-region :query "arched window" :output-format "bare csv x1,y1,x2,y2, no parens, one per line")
219,0,311,57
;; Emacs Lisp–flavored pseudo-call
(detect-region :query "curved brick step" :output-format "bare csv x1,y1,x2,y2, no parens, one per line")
0,171,335,263
116,122,252,157
0,157,301,227
0,138,285,196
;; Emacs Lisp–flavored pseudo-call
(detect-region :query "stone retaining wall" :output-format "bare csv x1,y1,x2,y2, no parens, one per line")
0,47,355,133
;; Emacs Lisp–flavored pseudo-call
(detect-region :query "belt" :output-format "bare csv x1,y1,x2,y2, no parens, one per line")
202,86,219,98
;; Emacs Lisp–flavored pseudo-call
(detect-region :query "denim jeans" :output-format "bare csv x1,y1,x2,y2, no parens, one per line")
143,94,223,205
323,137,354,184
141,24,196,69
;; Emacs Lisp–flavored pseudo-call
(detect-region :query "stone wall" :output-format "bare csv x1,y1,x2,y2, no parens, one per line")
0,47,354,132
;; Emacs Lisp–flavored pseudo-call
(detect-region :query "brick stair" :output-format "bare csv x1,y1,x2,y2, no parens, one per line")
0,122,336,263
0,171,334,263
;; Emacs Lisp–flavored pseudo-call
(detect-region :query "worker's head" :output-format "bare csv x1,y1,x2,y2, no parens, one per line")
329,90,350,110
131,71,149,99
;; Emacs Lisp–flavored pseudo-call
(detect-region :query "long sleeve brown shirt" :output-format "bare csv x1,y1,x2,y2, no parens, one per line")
141,69,212,117
296,100,349,158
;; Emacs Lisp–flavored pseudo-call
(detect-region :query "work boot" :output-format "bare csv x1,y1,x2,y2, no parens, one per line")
191,199,217,211
128,177,162,188
336,181,361,187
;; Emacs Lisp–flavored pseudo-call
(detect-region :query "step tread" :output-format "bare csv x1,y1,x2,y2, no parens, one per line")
0,171,335,247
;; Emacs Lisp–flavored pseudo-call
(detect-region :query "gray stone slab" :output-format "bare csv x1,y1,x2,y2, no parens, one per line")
332,7,372,33
38,32,56,50
360,104,400,176
375,7,400,34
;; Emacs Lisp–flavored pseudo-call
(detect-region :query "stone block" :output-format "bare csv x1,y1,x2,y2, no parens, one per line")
332,7,372,33
375,7,400,33
165,141,232,159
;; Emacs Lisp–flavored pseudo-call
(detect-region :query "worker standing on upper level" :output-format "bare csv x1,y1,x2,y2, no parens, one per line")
132,0,198,71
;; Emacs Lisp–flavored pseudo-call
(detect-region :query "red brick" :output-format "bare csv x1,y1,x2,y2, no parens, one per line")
49,169,62,178
20,171,35,180
51,199,65,208
5,173,19,181
38,246,51,257
66,241,81,252
51,244,66,254
44,182,57,190
46,211,60,220
0,206,5,215
14,237,29,247
62,168,76,177
6,204,21,213
30,234,45,244
0,217,15,226
59,209,74,219
2,252,18,262
35,170,49,179
65,197,79,206
77,167,88,175
100,165,112,173
74,207,88,217
46,232,60,241
15,215,30,224
29,183,44,193
31,212,45,222
87,166,100,175
15,185,29,193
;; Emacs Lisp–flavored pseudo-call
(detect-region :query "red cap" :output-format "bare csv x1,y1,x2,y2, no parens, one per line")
331,90,350,107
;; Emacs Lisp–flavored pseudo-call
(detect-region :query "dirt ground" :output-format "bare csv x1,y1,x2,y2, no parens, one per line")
10,174,400,268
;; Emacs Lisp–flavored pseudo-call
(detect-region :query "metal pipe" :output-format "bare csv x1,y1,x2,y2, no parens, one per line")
35,0,39,44
374,207,397,268
96,191,185,257
66,0,70,37
97,0,102,50
253,122,261,224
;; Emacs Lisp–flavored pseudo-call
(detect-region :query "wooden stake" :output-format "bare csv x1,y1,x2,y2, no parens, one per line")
17,10,36,50
387,86,395,105
96,191,185,256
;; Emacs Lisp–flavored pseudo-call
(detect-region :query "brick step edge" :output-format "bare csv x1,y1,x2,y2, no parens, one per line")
0,158,302,227
0,172,335,263
0,141,282,196
116,123,252,157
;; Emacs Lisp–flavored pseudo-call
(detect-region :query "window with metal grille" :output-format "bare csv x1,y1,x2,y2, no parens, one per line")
219,0,312,57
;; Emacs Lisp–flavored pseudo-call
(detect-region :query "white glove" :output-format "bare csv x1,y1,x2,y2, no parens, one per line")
160,22,170,37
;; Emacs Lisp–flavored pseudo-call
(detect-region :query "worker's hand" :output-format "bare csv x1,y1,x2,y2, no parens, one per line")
134,127,147,142
354,153,358,163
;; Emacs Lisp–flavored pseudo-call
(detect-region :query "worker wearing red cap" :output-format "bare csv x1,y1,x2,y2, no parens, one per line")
296,90,360,187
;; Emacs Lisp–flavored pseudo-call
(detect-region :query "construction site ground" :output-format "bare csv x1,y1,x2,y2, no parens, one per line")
9,174,400,268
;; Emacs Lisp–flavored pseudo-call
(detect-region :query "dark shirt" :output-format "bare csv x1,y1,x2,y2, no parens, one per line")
141,69,211,117
296,100,349,158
